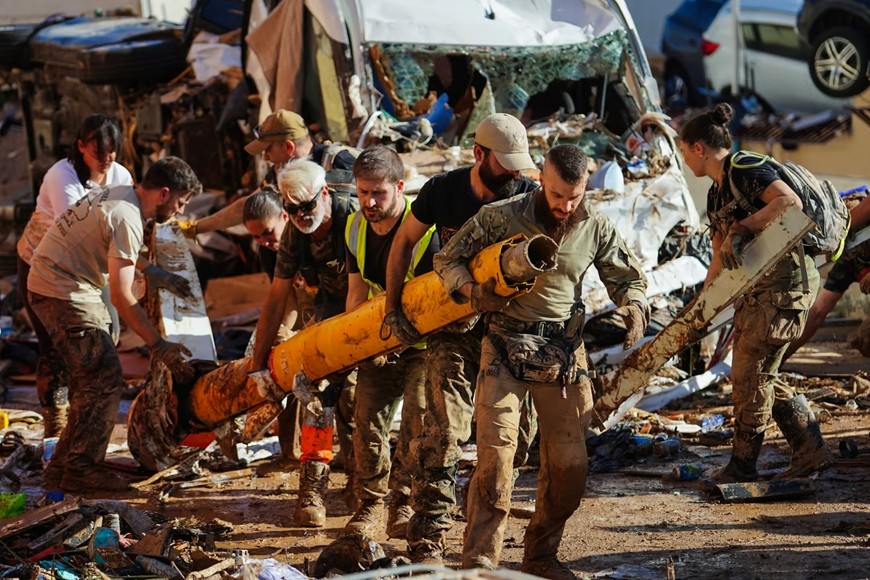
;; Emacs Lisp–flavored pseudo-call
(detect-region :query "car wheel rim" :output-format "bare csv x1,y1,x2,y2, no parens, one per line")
814,36,861,92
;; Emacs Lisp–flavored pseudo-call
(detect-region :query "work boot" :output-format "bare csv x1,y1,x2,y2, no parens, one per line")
703,425,764,486
344,471,357,511
772,395,835,479
464,556,496,570
343,500,385,535
409,547,444,567
41,404,70,439
521,556,577,580
386,493,413,539
294,461,329,527
60,469,131,492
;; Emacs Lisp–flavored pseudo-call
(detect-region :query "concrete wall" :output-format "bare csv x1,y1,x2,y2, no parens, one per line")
623,0,682,58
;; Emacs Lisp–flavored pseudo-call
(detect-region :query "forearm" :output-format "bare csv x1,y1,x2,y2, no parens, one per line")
385,242,414,313
196,196,247,234
114,299,161,347
738,196,794,233
252,279,299,369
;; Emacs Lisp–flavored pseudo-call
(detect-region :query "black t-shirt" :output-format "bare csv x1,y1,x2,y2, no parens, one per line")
347,215,441,289
260,246,277,281
411,167,538,247
707,152,781,236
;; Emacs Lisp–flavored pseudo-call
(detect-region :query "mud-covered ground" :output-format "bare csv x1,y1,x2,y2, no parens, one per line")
5,342,870,579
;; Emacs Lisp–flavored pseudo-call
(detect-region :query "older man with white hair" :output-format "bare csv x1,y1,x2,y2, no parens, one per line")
251,159,359,527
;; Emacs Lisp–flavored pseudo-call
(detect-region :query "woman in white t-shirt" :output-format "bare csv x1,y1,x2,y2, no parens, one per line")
16,114,133,437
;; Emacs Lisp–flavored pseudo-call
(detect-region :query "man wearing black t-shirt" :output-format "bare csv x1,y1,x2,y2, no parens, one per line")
382,113,538,564
342,147,439,538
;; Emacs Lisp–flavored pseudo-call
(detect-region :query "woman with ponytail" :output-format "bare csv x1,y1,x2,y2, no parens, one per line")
678,103,833,482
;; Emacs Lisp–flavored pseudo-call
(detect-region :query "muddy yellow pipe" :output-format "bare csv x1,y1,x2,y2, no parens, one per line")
188,234,557,427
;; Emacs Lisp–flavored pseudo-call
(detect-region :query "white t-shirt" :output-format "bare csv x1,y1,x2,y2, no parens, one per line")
17,159,133,264
28,185,144,304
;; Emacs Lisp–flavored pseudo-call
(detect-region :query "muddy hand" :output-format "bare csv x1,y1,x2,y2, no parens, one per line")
382,309,421,345
720,223,751,270
471,279,511,313
143,264,192,298
149,339,195,382
615,302,647,349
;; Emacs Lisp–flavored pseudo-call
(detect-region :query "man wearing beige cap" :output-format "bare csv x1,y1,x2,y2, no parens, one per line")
181,109,356,238
382,113,539,564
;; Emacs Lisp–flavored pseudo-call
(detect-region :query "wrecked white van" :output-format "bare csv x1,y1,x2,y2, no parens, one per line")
247,0,703,315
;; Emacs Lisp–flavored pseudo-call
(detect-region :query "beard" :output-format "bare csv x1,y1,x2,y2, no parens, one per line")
291,199,326,234
535,190,584,240
479,159,523,198
155,203,177,224
363,195,402,224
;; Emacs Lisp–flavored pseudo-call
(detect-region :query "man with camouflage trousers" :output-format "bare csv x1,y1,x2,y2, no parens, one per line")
383,113,539,563
31,157,200,492
251,159,358,527
342,146,438,537
435,144,649,578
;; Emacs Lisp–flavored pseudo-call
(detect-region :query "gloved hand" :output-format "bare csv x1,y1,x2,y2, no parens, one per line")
382,309,421,345
274,323,295,345
149,339,195,383
370,352,400,367
176,219,198,240
719,222,751,270
615,301,648,350
471,279,511,313
143,264,192,298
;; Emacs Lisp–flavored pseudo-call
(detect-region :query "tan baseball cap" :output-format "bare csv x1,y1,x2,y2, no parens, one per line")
471,113,535,171
245,110,309,156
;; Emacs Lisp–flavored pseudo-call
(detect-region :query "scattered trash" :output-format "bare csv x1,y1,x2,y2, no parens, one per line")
669,464,703,482
313,533,386,578
0,492,26,518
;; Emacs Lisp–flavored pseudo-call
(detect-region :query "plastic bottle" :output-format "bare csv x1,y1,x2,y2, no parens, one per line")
701,414,724,432
671,464,702,481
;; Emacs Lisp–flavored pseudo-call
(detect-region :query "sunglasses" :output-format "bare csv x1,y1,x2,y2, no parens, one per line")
285,196,319,214
252,124,294,140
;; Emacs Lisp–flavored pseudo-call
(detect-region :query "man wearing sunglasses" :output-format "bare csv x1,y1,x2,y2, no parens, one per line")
250,159,359,528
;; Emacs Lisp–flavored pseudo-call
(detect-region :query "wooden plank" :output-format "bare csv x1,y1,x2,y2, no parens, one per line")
0,497,80,539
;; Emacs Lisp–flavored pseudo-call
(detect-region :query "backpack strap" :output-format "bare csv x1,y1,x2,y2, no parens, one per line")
727,151,768,215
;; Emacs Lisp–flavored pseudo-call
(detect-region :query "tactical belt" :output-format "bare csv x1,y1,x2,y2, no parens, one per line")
487,312,566,338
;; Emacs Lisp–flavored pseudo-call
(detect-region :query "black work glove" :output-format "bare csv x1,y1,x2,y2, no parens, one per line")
143,264,193,298
150,339,195,383
614,301,647,350
317,381,344,408
719,223,751,270
382,309,422,345
471,279,511,313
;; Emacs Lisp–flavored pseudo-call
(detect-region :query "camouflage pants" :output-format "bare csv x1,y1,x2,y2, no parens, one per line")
353,349,426,504
463,334,591,567
408,329,538,556
17,257,68,408
29,293,125,475
731,284,816,433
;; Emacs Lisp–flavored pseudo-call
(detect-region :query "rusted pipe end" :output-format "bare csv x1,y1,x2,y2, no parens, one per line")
500,234,558,284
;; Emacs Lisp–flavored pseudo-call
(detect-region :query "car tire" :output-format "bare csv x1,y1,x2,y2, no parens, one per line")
809,26,870,98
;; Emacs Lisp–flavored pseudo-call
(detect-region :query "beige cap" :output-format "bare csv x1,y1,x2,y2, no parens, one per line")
245,110,309,156
471,113,535,171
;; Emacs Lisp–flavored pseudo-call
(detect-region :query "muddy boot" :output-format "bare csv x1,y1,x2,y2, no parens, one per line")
344,470,359,512
41,404,70,439
521,556,576,580
772,395,834,479
343,499,385,535
702,425,763,489
60,469,131,492
294,461,329,527
386,493,413,539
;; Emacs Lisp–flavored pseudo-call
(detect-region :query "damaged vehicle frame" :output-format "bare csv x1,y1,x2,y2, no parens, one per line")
253,0,702,319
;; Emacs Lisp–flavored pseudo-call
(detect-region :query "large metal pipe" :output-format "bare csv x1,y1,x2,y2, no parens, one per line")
186,234,557,428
